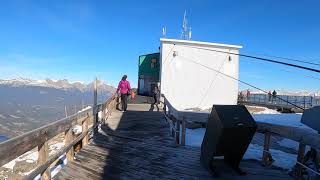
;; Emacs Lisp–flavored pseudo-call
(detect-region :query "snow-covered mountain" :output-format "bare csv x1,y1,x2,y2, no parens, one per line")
0,77,115,93
240,89,319,96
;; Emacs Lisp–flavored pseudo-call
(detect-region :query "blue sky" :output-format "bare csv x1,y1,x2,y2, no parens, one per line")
0,0,319,91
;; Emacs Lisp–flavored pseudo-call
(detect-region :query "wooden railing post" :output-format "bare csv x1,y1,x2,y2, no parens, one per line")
171,127,175,137
38,141,51,180
82,116,89,146
65,128,74,161
175,120,180,144
93,78,98,134
102,104,106,125
181,116,186,146
294,142,306,178
262,131,272,166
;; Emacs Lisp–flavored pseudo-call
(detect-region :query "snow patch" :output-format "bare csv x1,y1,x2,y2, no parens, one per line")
98,111,102,119
249,106,280,114
185,127,299,170
253,113,315,131
277,139,299,150
2,160,16,169
31,155,68,180
243,144,297,170
72,125,82,135
185,128,206,147
9,115,21,119
18,151,38,163
78,106,92,113
50,155,67,178
49,142,65,156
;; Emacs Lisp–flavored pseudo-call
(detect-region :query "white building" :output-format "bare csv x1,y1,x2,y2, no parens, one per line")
160,38,242,111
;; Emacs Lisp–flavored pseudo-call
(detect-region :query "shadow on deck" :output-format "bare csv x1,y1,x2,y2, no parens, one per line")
55,103,291,180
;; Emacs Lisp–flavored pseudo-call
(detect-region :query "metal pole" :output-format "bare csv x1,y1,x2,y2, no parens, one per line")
93,78,98,134
65,106,68,118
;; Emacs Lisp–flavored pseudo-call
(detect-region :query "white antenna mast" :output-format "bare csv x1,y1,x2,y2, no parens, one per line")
162,26,167,37
181,10,192,40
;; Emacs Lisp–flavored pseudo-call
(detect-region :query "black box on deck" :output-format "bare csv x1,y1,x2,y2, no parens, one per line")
301,106,320,132
200,105,257,172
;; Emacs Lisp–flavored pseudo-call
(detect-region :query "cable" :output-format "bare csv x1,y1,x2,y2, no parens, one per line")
280,69,320,81
161,44,175,65
179,45,320,73
197,53,229,107
244,52,320,67
179,55,305,110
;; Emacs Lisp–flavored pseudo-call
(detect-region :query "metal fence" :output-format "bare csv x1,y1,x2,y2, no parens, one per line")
239,94,320,109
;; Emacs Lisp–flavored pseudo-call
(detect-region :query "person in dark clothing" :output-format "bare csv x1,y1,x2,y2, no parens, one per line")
246,90,251,101
117,75,131,112
272,90,277,103
153,86,160,111
268,91,272,102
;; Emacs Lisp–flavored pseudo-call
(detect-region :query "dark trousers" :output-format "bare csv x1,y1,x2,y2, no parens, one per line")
121,93,128,111
153,96,159,111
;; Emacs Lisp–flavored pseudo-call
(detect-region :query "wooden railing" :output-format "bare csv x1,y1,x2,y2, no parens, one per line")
162,95,320,178
162,95,209,145
0,80,117,180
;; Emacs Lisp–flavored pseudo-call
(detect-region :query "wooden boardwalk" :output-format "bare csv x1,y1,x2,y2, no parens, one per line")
55,104,291,180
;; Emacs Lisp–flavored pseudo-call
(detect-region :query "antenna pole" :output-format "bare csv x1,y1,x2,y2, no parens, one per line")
181,10,191,40
65,106,68,117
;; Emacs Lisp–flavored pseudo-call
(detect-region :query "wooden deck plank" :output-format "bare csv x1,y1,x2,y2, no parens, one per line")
55,103,291,180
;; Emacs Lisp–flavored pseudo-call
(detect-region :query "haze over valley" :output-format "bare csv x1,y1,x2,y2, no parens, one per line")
0,78,115,139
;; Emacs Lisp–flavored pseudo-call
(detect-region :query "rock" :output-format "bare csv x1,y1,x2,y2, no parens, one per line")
13,160,37,174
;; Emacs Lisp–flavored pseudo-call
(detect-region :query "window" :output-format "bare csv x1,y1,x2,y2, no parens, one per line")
151,58,157,68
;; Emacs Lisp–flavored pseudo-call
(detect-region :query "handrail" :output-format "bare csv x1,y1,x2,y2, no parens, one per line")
162,95,183,120
257,122,320,150
0,107,92,167
24,128,88,180
162,94,320,178
163,95,320,149
0,82,117,180
239,93,319,109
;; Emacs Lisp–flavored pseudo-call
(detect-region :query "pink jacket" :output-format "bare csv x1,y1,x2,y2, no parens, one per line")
117,80,131,94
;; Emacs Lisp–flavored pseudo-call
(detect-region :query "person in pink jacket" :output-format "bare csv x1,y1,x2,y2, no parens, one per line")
117,75,131,112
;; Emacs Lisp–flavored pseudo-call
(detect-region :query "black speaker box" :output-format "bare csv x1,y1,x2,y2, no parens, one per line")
200,105,257,174
301,106,320,132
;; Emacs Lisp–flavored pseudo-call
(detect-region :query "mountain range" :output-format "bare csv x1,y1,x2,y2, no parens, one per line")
241,89,319,96
0,78,116,139
0,77,115,92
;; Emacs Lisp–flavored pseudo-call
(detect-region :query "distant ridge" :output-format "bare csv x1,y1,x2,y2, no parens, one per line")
240,89,319,96
0,77,115,93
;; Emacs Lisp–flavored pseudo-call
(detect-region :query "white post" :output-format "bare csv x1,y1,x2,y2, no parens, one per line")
93,78,98,133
